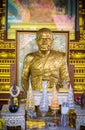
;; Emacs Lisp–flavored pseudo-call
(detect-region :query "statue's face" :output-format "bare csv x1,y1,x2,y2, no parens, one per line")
36,32,53,51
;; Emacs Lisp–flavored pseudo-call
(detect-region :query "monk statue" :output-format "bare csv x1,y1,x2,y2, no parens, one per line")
21,28,70,93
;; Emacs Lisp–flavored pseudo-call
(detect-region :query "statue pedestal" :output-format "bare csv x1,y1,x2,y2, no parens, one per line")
33,91,68,106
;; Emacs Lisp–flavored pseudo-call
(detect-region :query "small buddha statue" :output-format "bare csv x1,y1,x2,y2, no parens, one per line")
9,82,20,113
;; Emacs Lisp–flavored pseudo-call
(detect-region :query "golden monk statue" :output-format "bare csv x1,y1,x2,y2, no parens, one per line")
21,28,70,92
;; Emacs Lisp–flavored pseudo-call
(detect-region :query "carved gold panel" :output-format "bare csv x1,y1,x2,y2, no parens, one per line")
0,65,10,91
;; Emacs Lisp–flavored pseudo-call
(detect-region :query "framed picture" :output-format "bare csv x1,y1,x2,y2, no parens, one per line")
6,0,78,40
16,30,69,88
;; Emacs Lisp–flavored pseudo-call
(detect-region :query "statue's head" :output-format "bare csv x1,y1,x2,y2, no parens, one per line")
36,28,53,51
36,28,53,40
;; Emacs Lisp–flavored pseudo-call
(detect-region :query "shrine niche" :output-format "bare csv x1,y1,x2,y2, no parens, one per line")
16,30,69,90
0,0,85,130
